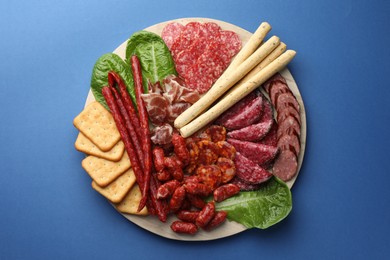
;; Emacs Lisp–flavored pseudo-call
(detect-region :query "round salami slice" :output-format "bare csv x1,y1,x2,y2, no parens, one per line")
161,22,185,49
263,73,288,93
196,165,222,190
276,92,300,114
277,115,301,139
216,157,236,183
215,141,236,160
277,105,301,125
230,176,262,191
269,80,291,106
196,140,220,165
218,30,242,58
272,148,298,182
277,132,301,157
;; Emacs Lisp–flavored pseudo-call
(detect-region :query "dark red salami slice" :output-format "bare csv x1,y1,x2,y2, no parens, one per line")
230,177,262,191
227,119,273,142
228,138,279,165
277,132,300,157
258,121,278,146
272,148,298,181
263,73,288,93
277,115,301,139
234,152,272,184
222,95,264,130
215,90,260,125
269,81,291,106
276,105,301,125
276,92,300,114
161,22,185,49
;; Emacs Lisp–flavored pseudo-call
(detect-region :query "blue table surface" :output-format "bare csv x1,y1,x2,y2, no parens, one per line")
1,0,389,259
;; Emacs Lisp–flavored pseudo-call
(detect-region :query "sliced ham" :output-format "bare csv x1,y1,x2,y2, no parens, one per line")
151,123,173,145
141,93,169,125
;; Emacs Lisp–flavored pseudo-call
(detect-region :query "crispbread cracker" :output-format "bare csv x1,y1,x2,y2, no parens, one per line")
75,132,125,161
73,101,120,151
115,184,148,215
92,168,136,203
82,151,131,187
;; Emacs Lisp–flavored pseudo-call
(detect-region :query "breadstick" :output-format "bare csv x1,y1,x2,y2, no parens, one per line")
179,50,297,138
228,42,287,95
174,35,280,129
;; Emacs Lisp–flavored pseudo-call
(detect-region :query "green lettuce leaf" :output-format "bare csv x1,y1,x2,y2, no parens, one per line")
90,53,135,109
214,177,292,229
125,31,176,92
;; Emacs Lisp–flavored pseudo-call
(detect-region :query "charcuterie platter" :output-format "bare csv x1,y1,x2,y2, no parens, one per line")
76,17,306,241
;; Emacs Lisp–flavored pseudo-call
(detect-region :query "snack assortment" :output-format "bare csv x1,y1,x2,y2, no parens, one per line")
73,19,303,237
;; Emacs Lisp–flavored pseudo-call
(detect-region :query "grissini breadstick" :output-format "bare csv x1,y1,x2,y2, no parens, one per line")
174,35,280,129
226,22,271,72
179,50,296,138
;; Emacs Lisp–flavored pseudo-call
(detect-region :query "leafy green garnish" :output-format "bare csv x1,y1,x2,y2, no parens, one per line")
90,53,135,109
125,31,176,92
214,177,292,229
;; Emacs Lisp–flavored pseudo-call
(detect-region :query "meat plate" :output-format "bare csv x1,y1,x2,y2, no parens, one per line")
84,17,306,241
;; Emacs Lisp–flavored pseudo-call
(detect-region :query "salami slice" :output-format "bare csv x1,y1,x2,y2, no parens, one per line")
227,119,273,142
215,90,260,125
234,152,272,185
230,176,262,191
222,95,264,130
276,92,300,114
276,105,301,125
269,80,291,106
161,22,185,49
277,132,300,157
277,115,301,139
228,138,279,165
196,165,222,190
272,148,298,181
218,30,242,58
259,121,278,147
263,73,288,93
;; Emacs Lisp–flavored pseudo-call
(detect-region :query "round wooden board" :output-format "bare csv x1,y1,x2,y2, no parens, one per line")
85,17,306,241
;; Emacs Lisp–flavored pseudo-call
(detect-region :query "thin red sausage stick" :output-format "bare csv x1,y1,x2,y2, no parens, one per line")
102,86,145,212
131,55,152,211
110,86,145,171
107,71,142,142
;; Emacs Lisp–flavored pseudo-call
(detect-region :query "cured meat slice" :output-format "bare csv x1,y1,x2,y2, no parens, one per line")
217,30,242,59
196,140,220,165
199,125,227,142
277,115,301,139
272,148,298,181
276,92,300,114
227,119,273,142
196,165,222,190
277,131,301,157
227,138,279,165
233,152,272,184
215,90,260,125
161,22,185,49
259,96,274,123
258,121,278,147
216,157,236,183
269,80,291,106
276,105,301,125
230,176,262,191
166,102,191,123
141,93,169,125
215,141,236,160
222,95,264,130
185,52,227,93
151,123,173,145
263,73,287,93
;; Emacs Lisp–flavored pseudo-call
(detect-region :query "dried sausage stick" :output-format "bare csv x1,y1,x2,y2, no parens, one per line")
110,87,145,171
107,71,142,141
170,221,198,234
131,55,152,210
102,86,146,211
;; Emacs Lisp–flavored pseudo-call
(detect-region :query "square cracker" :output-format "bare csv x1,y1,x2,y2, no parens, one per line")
115,184,148,215
75,132,125,162
82,151,131,187
73,101,120,152
92,168,136,203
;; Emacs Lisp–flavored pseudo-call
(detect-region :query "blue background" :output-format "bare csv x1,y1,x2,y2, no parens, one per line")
1,0,389,259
